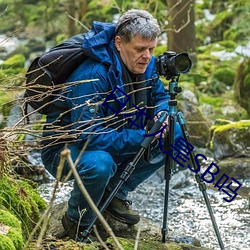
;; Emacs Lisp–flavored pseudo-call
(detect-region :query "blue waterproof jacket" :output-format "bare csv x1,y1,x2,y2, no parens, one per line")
44,21,170,156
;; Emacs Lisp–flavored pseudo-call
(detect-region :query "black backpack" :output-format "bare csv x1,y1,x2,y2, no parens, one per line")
24,34,87,115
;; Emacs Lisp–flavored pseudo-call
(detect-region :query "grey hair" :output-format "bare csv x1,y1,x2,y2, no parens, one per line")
115,9,160,43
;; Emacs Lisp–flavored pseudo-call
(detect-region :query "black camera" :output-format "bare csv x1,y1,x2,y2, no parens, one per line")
156,51,192,79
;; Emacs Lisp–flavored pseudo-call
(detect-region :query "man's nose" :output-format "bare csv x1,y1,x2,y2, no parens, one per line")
142,49,151,59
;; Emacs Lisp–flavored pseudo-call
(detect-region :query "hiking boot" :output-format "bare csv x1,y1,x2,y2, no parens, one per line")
61,213,97,243
105,196,140,225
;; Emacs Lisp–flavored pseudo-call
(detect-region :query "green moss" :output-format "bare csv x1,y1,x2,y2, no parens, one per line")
7,228,24,249
217,40,237,51
213,67,235,86
105,237,206,250
1,54,25,69
0,54,26,86
0,209,21,229
0,209,24,249
209,120,250,150
213,120,250,133
0,235,16,250
199,95,224,107
0,175,47,239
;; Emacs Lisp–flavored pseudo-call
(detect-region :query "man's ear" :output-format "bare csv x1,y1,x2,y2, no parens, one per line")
115,36,122,51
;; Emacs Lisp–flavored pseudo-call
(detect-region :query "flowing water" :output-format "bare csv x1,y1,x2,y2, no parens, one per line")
38,167,250,250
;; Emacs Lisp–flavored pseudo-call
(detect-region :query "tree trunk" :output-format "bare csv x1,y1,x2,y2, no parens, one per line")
67,0,77,36
78,0,88,20
167,0,196,62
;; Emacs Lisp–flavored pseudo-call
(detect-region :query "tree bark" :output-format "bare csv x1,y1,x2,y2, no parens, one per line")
167,0,196,62
67,0,77,36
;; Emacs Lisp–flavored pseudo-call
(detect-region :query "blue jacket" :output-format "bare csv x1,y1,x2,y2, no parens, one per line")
44,21,170,156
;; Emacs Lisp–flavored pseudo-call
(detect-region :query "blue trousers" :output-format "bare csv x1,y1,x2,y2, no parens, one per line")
41,124,182,226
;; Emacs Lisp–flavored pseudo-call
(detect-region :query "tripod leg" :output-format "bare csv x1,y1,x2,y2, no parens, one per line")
177,112,225,250
162,114,175,243
82,112,168,241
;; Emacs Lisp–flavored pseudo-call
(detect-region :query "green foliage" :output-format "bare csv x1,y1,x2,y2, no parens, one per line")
199,90,248,121
234,57,250,115
213,67,235,86
0,54,26,85
196,0,250,47
0,175,47,239
199,95,224,107
1,54,25,69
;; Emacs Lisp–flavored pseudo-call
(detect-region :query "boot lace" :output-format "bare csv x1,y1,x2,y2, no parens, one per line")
123,200,132,209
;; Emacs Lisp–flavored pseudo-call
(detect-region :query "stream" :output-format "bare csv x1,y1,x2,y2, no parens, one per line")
38,166,250,250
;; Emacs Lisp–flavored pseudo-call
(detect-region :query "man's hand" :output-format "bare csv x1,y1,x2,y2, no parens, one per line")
154,111,169,139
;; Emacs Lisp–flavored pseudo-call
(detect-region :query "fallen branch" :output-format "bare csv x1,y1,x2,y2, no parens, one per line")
62,148,124,250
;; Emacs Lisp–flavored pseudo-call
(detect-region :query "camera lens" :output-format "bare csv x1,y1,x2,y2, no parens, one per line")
174,53,192,73
156,51,192,79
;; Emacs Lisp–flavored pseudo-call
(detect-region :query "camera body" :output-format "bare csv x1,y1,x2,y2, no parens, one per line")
156,51,192,79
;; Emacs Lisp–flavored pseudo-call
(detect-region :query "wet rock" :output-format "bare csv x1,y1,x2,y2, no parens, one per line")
209,119,250,160
45,201,211,250
217,157,250,180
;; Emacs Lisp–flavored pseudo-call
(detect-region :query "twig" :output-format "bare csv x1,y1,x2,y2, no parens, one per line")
134,220,142,250
68,14,89,31
22,154,65,249
93,225,109,250
61,148,124,250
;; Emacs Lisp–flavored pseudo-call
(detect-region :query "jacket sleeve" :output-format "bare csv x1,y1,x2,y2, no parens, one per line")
65,61,146,156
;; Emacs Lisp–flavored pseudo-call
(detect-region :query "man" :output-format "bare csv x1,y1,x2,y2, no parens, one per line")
41,9,182,241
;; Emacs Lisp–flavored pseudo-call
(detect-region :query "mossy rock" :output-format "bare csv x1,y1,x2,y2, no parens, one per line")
213,67,235,86
43,202,211,250
106,237,210,250
209,120,250,160
0,174,47,239
28,237,211,250
234,57,250,116
0,209,24,250
199,92,249,122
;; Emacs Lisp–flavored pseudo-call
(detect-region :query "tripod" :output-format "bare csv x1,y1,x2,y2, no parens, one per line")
161,77,225,249
82,77,225,250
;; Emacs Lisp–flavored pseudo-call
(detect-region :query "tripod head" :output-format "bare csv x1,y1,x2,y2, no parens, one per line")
168,76,182,100
156,51,192,100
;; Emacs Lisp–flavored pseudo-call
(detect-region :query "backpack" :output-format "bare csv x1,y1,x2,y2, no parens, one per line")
24,34,87,115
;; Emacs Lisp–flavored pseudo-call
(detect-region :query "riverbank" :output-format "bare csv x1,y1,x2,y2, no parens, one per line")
38,167,250,250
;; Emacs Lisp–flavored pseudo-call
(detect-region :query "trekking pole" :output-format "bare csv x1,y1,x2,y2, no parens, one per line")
82,111,168,240
161,77,225,250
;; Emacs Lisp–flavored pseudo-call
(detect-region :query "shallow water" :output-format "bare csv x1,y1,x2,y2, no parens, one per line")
38,169,250,250
130,174,250,250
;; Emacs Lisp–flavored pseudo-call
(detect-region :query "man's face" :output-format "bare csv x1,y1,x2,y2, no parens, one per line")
115,35,157,74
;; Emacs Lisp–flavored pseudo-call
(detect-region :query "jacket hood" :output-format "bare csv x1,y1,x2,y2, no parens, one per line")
82,21,116,65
